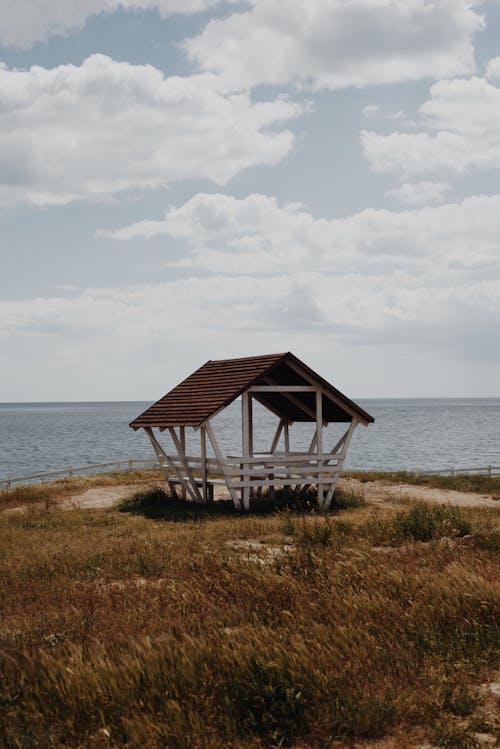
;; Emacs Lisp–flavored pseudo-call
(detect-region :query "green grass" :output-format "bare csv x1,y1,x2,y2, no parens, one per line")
0,491,498,748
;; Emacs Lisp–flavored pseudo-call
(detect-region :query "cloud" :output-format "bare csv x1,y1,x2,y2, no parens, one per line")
485,56,500,82
386,181,451,206
0,0,230,48
2,269,499,345
184,0,483,91
4,191,500,398
0,55,305,206
362,70,500,179
102,191,500,278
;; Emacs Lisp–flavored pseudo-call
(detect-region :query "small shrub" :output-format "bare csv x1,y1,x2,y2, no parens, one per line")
432,721,481,749
396,503,470,542
280,508,296,536
443,681,478,717
471,530,500,552
330,487,366,510
368,503,472,545
226,656,309,745
295,517,352,550
118,487,171,517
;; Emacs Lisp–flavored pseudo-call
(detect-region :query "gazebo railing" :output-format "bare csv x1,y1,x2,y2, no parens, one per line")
159,451,345,491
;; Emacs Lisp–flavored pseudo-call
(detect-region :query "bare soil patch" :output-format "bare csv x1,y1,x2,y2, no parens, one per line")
341,477,499,509
59,483,148,510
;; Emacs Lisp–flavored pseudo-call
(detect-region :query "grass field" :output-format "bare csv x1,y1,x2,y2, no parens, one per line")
0,483,499,748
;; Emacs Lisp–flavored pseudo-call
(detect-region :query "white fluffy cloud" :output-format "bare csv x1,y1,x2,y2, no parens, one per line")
0,55,304,206
0,0,229,48
4,191,500,398
102,191,500,279
486,56,500,82
362,71,500,179
386,181,451,206
185,0,483,91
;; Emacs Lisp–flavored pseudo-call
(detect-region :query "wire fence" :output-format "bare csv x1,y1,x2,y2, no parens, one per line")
0,458,499,490
0,458,160,489
412,465,500,477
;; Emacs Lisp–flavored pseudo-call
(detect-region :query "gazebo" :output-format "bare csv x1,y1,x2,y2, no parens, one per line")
130,352,374,510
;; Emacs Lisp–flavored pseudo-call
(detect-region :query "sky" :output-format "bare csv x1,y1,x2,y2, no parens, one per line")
1,0,500,401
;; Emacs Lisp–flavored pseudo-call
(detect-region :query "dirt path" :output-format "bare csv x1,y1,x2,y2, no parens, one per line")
341,477,499,509
57,476,500,511
4,476,498,513
58,484,148,510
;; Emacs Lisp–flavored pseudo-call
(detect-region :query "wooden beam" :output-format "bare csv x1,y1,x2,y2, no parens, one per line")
294,427,317,492
144,426,177,498
249,385,318,392
323,419,359,509
283,420,291,497
205,421,242,510
316,391,324,507
308,428,318,453
179,426,187,500
262,375,327,425
284,358,369,426
270,418,285,454
200,426,209,504
241,392,252,510
168,427,204,503
144,427,194,501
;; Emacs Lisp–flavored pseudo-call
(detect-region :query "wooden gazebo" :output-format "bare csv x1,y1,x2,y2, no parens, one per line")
130,352,374,510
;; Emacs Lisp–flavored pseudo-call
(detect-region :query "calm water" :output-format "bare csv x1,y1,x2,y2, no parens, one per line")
0,399,499,479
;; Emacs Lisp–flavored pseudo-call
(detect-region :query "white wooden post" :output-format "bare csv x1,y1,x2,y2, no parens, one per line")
283,420,291,496
316,390,324,507
200,426,209,503
241,392,253,510
179,426,187,500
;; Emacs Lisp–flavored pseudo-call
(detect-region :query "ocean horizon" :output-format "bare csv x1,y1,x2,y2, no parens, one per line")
1,398,499,480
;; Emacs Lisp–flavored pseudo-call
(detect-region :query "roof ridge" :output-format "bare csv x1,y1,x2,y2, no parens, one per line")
130,352,374,429
207,352,288,364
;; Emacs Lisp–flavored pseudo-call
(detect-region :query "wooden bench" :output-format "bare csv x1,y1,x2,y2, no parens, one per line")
167,477,227,503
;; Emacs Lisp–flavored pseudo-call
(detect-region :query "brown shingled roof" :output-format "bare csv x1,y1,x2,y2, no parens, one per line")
130,352,374,429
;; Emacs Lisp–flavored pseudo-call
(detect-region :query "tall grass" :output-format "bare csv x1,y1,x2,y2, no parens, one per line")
0,498,498,748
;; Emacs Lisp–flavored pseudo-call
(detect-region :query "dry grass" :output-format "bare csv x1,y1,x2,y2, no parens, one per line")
0,469,163,510
0,486,499,748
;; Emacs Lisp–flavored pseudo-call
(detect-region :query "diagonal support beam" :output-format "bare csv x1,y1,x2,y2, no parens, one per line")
168,427,204,503
205,421,242,510
262,376,327,425
322,419,359,510
285,358,369,425
297,421,353,500
270,418,285,454
144,427,195,501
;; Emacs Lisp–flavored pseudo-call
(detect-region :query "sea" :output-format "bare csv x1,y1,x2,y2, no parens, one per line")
0,399,499,480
